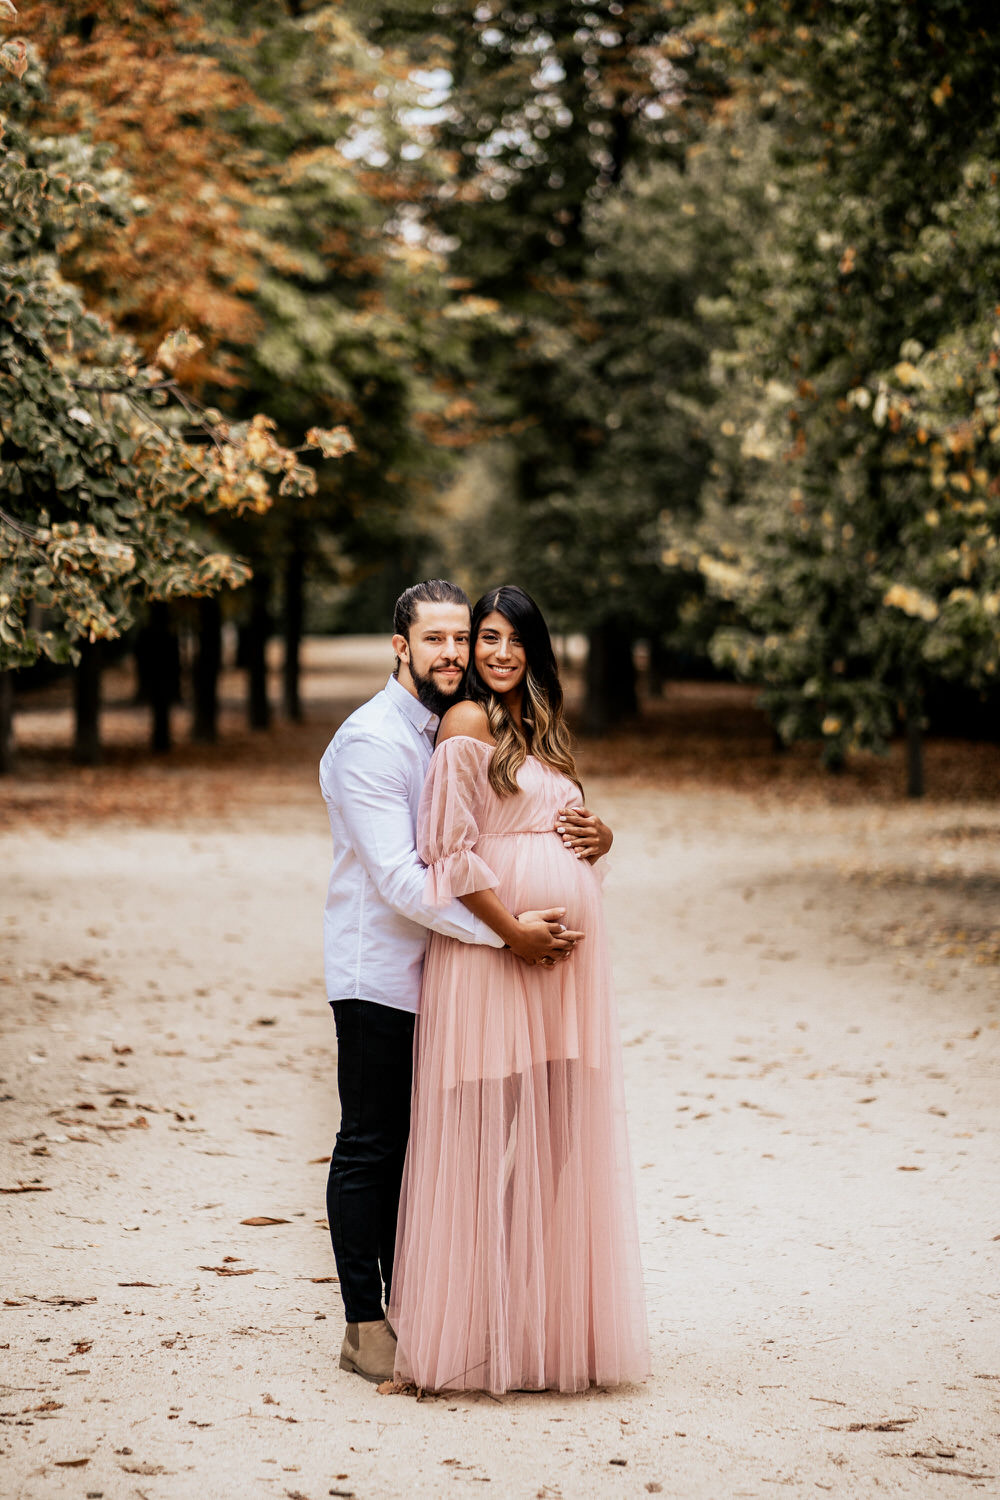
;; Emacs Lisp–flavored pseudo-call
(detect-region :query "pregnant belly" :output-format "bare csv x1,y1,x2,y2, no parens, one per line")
481,831,599,930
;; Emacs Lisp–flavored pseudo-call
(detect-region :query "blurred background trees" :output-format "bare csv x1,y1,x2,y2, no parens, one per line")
674,0,1000,793
2,0,997,789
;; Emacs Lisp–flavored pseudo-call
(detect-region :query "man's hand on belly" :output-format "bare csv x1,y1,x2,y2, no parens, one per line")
555,805,613,862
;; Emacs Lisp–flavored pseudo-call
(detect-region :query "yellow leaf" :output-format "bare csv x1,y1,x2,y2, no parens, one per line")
154,329,204,372
0,38,28,80
305,426,356,460
883,584,939,622
931,74,953,107
245,429,274,466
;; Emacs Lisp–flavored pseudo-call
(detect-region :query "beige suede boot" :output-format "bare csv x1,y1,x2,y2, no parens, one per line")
339,1318,397,1383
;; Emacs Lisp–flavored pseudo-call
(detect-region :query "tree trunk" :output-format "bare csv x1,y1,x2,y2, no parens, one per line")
73,640,102,765
247,569,272,731
282,541,305,723
192,593,222,744
147,600,176,754
0,669,14,774
904,684,925,799
646,636,671,699
582,617,638,734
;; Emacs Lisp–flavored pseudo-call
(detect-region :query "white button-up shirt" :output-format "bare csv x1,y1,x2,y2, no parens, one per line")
320,674,504,1012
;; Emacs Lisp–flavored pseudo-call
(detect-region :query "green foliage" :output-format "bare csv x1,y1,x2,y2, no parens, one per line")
677,0,1000,763
0,44,343,668
362,1,732,653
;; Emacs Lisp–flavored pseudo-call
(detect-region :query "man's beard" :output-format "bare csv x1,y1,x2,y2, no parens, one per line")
410,662,464,717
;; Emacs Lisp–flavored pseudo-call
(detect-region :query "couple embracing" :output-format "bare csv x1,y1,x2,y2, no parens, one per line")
319,579,649,1396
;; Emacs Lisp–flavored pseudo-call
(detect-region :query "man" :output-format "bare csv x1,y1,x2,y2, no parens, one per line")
319,579,578,1383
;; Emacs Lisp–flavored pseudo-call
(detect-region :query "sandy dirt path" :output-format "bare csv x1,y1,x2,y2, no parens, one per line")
2,651,999,1498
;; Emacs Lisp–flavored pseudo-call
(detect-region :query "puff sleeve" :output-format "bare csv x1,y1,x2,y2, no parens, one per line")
417,735,500,907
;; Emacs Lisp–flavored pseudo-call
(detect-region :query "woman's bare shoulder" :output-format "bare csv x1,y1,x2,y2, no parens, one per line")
436,699,494,745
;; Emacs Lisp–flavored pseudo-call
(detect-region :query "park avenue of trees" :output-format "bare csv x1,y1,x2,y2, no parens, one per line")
2,1,998,792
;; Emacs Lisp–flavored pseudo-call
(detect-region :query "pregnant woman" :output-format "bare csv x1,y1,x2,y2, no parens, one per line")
389,585,649,1395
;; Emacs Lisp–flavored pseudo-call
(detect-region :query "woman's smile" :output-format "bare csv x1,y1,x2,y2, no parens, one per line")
475,611,527,695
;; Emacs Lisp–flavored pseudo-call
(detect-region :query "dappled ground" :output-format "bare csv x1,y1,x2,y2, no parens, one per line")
2,639,999,1497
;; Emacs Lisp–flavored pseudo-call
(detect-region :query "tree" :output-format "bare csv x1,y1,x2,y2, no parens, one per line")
207,0,457,717
16,0,266,386
0,30,348,763
362,1,731,726
681,0,1000,792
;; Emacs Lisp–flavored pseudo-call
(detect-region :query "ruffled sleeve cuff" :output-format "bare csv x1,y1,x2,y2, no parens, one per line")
424,847,499,907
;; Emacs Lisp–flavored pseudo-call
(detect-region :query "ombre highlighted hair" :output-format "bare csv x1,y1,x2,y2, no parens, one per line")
464,585,582,799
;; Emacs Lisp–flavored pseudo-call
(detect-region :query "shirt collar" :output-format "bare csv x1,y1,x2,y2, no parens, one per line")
385,672,439,738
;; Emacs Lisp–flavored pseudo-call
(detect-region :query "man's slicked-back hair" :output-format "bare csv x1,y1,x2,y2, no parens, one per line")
393,579,470,643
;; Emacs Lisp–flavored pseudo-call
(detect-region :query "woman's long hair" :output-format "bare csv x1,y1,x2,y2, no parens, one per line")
465,585,583,799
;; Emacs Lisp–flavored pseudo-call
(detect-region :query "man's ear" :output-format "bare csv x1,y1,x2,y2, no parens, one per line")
392,633,409,665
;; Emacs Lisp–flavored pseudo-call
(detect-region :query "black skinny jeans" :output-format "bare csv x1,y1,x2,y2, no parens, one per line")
326,998,415,1324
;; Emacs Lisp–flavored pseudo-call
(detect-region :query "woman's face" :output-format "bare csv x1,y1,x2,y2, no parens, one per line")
474,610,527,700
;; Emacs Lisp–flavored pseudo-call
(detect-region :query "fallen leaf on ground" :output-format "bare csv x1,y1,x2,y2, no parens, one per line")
54,1457,89,1467
200,1266,258,1276
308,1156,331,1165
920,1469,996,1480
310,1276,338,1283
1,1183,51,1193
241,1217,290,1226
31,1296,97,1307
49,962,104,983
121,1462,168,1475
118,1282,160,1288
834,1418,915,1432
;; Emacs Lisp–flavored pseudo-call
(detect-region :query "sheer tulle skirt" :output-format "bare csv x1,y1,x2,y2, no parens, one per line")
389,868,649,1394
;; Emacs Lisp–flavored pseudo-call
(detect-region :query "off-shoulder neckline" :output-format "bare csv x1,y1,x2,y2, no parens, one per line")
436,734,561,773
436,731,495,753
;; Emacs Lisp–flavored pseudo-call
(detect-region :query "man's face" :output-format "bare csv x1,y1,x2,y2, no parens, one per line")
393,601,470,715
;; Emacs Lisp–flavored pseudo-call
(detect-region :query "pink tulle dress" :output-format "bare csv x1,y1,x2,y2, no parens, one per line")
389,734,649,1395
